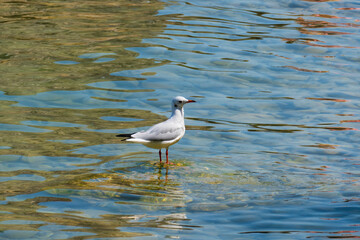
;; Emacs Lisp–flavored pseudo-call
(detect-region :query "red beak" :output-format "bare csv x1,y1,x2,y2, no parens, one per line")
187,99,196,103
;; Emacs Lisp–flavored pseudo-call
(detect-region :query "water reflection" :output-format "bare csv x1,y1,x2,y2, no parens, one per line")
0,156,193,238
1,0,360,239
0,0,167,95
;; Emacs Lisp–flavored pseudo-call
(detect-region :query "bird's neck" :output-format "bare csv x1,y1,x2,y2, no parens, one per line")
170,108,184,122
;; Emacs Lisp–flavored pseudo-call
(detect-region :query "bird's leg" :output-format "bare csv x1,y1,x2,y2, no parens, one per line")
166,148,169,164
159,149,162,164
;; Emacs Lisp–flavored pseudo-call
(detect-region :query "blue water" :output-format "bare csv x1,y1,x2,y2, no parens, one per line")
0,0,359,239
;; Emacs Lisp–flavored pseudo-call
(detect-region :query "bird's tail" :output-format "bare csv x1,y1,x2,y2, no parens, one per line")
116,133,132,138
116,133,134,141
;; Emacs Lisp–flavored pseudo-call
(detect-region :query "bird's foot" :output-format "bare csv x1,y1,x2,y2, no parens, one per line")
156,161,174,167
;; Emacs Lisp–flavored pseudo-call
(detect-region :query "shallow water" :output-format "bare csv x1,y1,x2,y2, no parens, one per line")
1,0,360,239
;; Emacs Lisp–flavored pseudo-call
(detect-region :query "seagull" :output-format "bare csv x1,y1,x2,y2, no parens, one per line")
117,96,196,164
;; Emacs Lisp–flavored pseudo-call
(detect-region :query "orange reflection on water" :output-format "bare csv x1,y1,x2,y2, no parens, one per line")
300,29,352,36
340,119,360,123
326,127,358,131
306,41,360,48
312,14,348,19
296,17,339,29
291,13,360,48
301,0,339,2
336,8,360,10
306,97,348,102
284,66,328,73
296,16,355,35
303,143,338,149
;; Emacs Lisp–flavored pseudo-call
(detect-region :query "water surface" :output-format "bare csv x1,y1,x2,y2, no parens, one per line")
0,0,359,239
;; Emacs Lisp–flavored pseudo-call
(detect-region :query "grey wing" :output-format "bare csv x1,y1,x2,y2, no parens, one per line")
133,120,184,141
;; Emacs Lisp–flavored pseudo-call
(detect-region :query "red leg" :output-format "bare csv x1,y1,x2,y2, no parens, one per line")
159,149,162,164
166,148,169,164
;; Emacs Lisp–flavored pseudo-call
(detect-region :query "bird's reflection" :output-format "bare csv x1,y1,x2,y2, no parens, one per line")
157,164,169,182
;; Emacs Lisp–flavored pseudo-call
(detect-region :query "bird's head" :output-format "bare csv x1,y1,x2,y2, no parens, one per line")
172,96,196,109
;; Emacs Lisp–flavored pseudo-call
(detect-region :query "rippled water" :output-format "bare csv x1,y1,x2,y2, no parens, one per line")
1,0,360,239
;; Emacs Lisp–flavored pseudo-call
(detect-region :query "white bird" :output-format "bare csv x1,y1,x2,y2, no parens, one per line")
117,96,196,164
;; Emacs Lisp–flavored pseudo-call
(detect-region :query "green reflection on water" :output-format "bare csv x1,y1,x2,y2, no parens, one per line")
0,0,167,95
0,1,190,239
0,99,166,157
